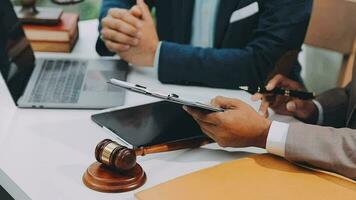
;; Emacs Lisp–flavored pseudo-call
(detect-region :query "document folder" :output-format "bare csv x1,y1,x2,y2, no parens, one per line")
135,154,356,200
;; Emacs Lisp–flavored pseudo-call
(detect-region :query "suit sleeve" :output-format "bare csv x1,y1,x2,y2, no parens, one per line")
285,123,356,180
95,0,155,56
316,85,351,128
158,0,312,88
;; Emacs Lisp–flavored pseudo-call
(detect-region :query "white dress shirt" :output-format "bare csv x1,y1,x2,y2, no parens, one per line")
153,0,221,68
266,101,324,157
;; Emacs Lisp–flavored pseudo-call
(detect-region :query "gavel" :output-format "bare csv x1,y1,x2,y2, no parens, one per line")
95,137,214,172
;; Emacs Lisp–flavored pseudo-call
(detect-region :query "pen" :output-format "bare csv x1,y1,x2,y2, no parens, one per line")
238,86,315,100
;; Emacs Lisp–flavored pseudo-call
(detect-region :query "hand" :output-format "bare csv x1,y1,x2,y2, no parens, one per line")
103,0,159,66
184,96,272,149
101,6,143,51
119,0,159,66
251,74,318,124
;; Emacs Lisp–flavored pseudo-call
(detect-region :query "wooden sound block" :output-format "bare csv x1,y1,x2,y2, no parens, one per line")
83,162,146,193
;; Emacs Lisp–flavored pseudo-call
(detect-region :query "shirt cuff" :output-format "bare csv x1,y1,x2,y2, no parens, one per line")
312,100,324,125
266,121,289,157
153,41,162,70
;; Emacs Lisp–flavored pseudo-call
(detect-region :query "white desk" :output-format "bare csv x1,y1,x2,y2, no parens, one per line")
0,20,295,200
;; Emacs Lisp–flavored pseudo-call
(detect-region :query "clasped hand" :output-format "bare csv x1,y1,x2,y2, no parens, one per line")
184,74,319,149
100,0,159,66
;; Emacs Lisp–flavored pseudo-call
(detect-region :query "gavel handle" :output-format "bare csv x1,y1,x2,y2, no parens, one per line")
134,137,214,156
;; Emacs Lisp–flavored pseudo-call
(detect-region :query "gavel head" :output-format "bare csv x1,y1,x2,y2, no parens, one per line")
95,139,137,172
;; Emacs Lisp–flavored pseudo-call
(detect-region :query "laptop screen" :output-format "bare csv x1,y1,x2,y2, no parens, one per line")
0,0,36,103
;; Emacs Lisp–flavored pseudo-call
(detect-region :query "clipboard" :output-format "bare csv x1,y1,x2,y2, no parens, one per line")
109,79,224,112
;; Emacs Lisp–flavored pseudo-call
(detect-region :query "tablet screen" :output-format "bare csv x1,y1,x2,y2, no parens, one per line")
91,101,207,148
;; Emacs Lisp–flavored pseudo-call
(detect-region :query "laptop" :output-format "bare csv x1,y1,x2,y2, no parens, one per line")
0,0,128,109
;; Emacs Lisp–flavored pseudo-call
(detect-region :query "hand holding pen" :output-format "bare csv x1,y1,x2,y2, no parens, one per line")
247,74,319,124
239,86,315,100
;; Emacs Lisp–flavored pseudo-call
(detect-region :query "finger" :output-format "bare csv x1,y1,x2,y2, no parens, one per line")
286,101,297,112
266,74,285,91
200,125,230,147
183,106,218,124
183,106,216,124
101,28,139,46
197,121,222,142
258,100,270,118
130,5,142,18
104,40,130,52
200,126,219,143
193,116,218,126
210,96,241,109
102,17,139,37
252,93,276,114
108,8,142,29
286,99,308,115
137,0,153,22
269,95,290,109
185,107,219,128
251,93,263,101
185,108,219,141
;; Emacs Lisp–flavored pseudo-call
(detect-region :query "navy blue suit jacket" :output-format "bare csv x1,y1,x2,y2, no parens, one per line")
96,0,312,88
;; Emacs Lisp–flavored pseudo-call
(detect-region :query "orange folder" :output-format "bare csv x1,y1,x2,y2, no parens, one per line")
135,154,356,200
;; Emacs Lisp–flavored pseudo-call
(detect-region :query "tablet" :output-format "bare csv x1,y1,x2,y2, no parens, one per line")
108,79,224,112
91,101,207,148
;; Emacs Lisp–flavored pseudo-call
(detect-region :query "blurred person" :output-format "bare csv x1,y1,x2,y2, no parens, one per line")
96,0,312,88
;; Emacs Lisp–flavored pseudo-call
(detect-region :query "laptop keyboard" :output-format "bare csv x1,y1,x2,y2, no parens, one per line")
29,60,87,104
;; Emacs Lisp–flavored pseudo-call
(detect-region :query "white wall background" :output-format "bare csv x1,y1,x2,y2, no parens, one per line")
299,45,343,94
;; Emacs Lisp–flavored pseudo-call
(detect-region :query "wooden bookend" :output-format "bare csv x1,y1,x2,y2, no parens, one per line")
83,162,146,193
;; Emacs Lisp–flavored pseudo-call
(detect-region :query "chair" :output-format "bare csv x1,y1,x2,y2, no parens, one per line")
304,0,356,87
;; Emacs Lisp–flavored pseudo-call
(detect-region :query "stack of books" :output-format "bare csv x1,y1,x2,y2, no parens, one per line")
23,13,79,53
